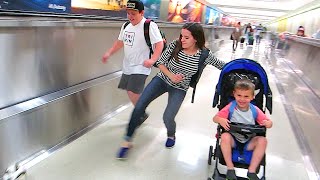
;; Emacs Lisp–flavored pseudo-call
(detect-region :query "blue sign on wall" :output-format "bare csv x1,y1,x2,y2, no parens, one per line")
0,0,71,13
205,6,221,26
141,0,161,19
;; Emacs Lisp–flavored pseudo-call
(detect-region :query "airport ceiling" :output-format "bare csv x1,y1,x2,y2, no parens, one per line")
207,0,315,24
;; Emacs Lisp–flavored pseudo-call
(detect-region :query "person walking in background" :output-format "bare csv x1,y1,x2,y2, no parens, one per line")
254,24,263,44
244,23,253,45
102,0,164,114
296,26,308,37
231,22,242,52
117,23,226,160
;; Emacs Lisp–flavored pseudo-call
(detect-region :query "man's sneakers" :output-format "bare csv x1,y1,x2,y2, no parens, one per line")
165,137,176,148
117,142,132,160
247,172,259,180
117,136,176,160
226,169,237,180
117,147,130,160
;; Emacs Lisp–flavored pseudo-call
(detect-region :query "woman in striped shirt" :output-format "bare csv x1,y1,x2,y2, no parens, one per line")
117,23,226,159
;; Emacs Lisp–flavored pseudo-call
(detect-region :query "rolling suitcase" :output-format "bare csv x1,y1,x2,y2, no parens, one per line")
240,37,245,43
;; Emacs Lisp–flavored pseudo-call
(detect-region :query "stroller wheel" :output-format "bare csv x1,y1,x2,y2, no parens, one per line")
208,146,213,165
207,178,212,180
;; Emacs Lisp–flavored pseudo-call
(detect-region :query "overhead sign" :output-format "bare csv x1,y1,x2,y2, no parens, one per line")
71,0,126,17
141,0,161,19
205,7,221,25
0,0,71,13
167,0,203,23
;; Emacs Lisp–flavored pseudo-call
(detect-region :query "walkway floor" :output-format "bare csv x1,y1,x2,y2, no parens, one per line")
18,41,315,180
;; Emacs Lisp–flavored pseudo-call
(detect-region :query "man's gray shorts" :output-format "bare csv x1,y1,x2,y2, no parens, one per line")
118,74,148,94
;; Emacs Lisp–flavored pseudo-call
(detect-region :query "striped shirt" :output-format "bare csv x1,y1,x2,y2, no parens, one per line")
155,40,225,91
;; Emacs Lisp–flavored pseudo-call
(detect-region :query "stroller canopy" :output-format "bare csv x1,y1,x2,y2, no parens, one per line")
213,58,272,114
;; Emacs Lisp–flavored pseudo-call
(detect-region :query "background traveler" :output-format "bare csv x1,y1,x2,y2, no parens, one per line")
296,26,307,37
254,24,263,44
244,23,253,45
231,22,242,51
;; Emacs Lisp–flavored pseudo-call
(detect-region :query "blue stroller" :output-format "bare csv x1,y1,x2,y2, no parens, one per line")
208,59,272,180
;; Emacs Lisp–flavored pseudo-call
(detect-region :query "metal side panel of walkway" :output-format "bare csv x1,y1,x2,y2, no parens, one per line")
16,41,318,180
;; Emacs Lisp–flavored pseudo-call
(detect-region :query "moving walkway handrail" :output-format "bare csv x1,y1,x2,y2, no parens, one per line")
287,35,320,48
0,72,122,121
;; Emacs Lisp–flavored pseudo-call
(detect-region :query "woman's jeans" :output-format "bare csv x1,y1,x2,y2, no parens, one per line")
125,76,186,141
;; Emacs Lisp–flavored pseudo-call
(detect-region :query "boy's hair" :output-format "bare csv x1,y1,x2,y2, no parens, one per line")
234,79,255,95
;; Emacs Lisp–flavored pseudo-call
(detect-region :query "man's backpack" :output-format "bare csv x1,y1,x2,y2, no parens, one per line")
190,48,209,103
123,19,167,59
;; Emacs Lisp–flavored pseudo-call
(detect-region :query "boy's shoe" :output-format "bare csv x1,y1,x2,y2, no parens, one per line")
226,169,237,180
117,147,130,160
247,172,259,180
165,137,176,148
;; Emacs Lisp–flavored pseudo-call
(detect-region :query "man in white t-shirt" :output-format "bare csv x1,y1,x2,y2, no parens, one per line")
102,0,163,108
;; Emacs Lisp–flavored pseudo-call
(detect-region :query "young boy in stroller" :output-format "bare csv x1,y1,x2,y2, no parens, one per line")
212,79,273,180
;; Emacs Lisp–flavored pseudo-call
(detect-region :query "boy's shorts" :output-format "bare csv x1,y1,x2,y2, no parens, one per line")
224,132,253,150
233,138,251,151
232,135,254,164
118,74,148,94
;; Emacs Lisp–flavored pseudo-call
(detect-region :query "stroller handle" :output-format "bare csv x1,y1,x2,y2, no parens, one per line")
229,122,266,134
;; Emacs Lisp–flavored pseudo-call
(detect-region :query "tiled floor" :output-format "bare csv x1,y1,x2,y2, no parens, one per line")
18,41,315,180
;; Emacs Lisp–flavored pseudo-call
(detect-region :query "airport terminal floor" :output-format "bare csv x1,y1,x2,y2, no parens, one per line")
17,40,319,180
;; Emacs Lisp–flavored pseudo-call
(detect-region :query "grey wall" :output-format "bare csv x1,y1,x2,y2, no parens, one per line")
0,21,124,109
285,36,320,97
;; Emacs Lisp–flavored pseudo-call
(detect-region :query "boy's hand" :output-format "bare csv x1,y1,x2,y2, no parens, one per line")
102,52,111,63
219,118,231,131
262,120,273,128
143,59,155,68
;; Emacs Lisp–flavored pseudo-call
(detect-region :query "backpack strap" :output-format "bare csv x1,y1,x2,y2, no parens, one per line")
228,100,258,120
144,19,153,58
123,21,130,29
228,100,237,120
249,103,258,120
191,48,209,103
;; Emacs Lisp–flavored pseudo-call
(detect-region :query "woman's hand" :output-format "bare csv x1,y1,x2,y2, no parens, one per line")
102,52,111,63
143,59,155,68
169,74,184,83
